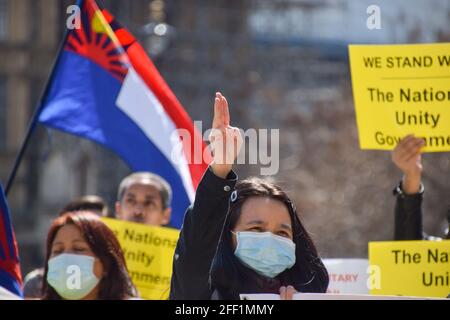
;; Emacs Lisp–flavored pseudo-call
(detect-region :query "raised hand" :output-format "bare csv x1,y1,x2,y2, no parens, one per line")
209,92,243,179
391,134,425,194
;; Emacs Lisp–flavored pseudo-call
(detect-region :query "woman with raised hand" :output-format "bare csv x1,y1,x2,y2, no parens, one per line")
170,92,328,300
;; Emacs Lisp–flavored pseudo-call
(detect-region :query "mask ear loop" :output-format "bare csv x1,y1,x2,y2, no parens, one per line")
229,230,240,254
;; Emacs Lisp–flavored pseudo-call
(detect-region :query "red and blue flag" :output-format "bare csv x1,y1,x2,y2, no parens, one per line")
38,0,209,228
0,183,23,297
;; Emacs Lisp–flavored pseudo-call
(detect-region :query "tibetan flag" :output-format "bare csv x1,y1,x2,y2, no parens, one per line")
38,0,209,228
0,183,23,297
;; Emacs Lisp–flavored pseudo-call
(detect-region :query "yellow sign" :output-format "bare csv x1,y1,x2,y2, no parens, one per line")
369,240,450,298
349,43,450,152
101,217,179,300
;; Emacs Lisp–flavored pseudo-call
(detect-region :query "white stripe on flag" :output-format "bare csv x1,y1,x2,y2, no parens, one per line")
116,67,195,202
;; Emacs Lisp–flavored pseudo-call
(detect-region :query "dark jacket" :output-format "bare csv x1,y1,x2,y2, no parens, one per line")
394,182,450,299
169,167,237,300
170,166,329,300
393,182,447,240
393,182,424,240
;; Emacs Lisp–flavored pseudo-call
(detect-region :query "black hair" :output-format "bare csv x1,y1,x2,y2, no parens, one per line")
210,177,329,299
117,172,172,209
59,195,110,217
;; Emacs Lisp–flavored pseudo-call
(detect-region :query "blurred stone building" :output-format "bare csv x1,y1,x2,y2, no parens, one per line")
0,0,449,275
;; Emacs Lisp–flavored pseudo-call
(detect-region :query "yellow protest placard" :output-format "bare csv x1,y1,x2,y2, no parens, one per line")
349,43,450,152
101,217,179,300
369,240,450,298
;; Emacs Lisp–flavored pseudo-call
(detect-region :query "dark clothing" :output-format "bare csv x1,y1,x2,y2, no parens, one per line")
170,166,329,300
394,182,450,298
210,264,283,300
169,167,237,300
393,182,424,240
393,182,446,240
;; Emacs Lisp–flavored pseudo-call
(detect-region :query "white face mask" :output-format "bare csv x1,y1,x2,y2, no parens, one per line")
46,253,100,300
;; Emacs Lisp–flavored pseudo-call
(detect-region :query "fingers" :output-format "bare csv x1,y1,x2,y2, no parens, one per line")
212,93,223,129
285,285,296,300
209,126,242,165
209,92,240,175
222,94,230,127
232,127,243,158
393,134,413,155
212,92,230,129
403,147,421,164
279,286,286,300
279,286,296,300
392,134,424,164
402,136,424,156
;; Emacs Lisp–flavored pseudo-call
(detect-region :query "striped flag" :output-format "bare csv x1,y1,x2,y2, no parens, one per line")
37,0,209,228
0,183,23,297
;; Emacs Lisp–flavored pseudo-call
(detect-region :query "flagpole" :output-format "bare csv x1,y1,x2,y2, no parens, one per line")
4,1,82,197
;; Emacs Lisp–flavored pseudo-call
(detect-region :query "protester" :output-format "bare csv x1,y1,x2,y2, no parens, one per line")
115,172,172,226
23,195,112,299
41,211,137,300
392,134,449,240
170,92,329,300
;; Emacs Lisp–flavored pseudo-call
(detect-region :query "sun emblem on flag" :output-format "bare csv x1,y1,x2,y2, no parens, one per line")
64,1,136,82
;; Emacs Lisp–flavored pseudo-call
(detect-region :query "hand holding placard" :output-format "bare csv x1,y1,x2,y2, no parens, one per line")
391,134,424,194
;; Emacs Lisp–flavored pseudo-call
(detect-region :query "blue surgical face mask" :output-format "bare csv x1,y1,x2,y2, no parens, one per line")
46,253,100,300
232,231,296,278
